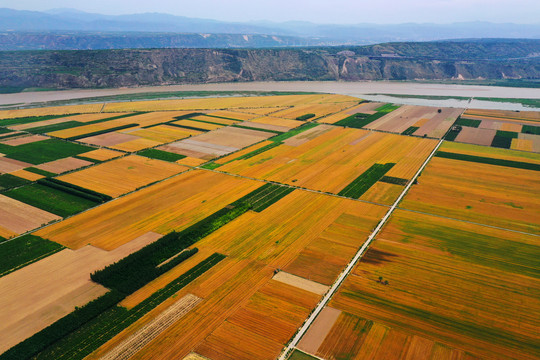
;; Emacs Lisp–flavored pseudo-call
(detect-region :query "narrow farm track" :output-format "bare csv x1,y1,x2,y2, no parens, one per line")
277,136,446,360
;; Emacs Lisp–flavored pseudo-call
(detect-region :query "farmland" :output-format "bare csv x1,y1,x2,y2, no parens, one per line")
0,93,539,360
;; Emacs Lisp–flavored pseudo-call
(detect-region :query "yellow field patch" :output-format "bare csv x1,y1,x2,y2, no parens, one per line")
271,102,357,120
511,138,534,152
208,110,259,121
176,157,207,167
36,170,263,250
57,155,186,198
250,116,304,129
187,115,238,125
0,104,104,120
9,169,45,181
110,138,163,152
128,125,201,143
80,148,125,161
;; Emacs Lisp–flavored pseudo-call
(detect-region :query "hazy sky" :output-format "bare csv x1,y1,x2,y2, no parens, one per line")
1,0,539,24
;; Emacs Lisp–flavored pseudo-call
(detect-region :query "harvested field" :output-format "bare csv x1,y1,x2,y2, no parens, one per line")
36,170,263,250
455,126,496,146
401,155,540,234
8,118,77,131
0,232,160,353
0,134,48,146
79,132,139,147
80,148,125,161
250,116,305,129
57,155,186,198
128,124,201,142
518,133,540,152
0,104,104,120
220,129,436,197
327,210,540,360
0,195,61,236
272,271,329,295
359,181,404,205
160,127,273,160
9,169,45,181
101,294,202,360
0,157,31,173
110,138,162,152
35,157,93,174
297,307,341,355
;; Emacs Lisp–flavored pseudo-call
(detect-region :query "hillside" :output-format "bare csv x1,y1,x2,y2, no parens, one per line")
0,40,539,90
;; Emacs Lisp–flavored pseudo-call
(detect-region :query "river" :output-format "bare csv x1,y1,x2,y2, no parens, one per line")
1,81,540,111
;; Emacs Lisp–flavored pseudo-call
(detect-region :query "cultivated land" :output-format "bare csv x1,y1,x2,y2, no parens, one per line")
0,93,538,360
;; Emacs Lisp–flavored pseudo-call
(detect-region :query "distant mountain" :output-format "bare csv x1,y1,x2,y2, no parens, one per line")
0,8,539,50
1,40,538,90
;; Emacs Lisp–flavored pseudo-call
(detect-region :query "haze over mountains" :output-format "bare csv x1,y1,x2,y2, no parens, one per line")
1,8,540,50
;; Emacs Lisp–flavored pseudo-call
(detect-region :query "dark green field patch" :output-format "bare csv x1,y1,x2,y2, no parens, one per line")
269,123,319,142
491,136,513,149
4,183,99,217
435,151,540,171
24,167,56,177
379,176,408,186
455,118,482,128
200,162,222,170
167,123,210,132
0,173,30,191
0,128,14,134
0,139,94,164
0,114,75,127
25,121,84,134
495,130,519,138
338,163,395,198
444,126,462,141
521,125,540,135
0,235,64,277
402,126,419,135
138,148,186,162
234,183,295,212
288,350,319,360
296,113,316,121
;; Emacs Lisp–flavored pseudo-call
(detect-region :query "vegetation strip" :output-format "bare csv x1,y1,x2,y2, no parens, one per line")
296,113,316,121
0,173,30,191
401,126,419,135
25,121,84,134
166,123,210,132
435,151,540,171
269,122,319,142
24,167,56,177
231,124,283,134
137,148,186,162
0,235,64,277
37,178,112,203
0,114,75,127
338,163,396,198
0,139,94,165
379,176,409,186
455,118,481,127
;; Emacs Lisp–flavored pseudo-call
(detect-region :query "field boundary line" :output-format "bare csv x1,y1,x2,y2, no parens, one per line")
277,136,445,360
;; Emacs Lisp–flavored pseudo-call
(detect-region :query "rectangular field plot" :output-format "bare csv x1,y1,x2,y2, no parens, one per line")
270,102,358,120
0,138,94,165
158,126,274,160
365,105,463,138
0,195,61,239
57,155,187,198
35,170,264,250
400,149,540,234
219,127,437,200
325,210,540,360
86,190,385,360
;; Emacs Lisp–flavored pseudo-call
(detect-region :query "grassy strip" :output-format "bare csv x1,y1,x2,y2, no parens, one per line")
0,139,94,165
0,114,75,127
402,126,419,135
182,117,229,126
0,132,23,140
25,121,84,134
522,125,540,135
200,162,222,170
379,176,408,186
26,254,224,360
235,141,282,161
72,155,101,163
269,123,319,142
24,167,56,177
0,128,14,134
491,136,513,149
455,118,482,128
296,113,316,121
231,124,283,134
435,151,540,171
0,235,64,277
4,183,99,217
0,173,30,190
338,163,395,198
335,105,399,129
137,149,186,162
67,123,139,141
84,112,148,125
38,178,112,203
